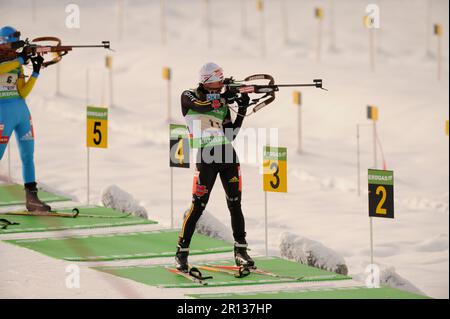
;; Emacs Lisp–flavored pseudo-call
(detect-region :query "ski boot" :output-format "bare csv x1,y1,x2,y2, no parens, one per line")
24,182,51,212
234,242,255,268
175,246,190,273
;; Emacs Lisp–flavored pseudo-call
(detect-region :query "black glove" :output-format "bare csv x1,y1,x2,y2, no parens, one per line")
223,77,234,85
17,49,32,65
235,93,250,108
221,87,237,100
10,40,26,50
221,88,238,106
31,55,44,74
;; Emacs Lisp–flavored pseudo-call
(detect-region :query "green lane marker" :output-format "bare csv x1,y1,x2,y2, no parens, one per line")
94,256,351,288
0,206,157,234
187,286,430,299
5,229,232,261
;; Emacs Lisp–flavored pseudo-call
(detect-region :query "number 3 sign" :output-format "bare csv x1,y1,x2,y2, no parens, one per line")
368,169,394,219
263,146,287,193
87,106,108,148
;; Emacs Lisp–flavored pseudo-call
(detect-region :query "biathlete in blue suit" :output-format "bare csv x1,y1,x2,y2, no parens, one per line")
0,26,50,211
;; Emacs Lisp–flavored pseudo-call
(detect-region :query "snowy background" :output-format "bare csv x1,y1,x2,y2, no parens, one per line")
0,0,448,298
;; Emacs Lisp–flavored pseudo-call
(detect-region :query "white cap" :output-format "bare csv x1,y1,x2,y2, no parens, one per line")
199,62,224,84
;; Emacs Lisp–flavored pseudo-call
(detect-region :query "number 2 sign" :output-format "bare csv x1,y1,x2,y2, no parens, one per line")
263,146,287,193
87,106,108,148
368,169,394,219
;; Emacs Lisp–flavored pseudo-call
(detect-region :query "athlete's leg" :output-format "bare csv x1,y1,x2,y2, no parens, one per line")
0,103,17,162
220,162,254,267
178,162,219,248
219,163,247,244
0,120,11,160
14,104,50,211
14,103,35,183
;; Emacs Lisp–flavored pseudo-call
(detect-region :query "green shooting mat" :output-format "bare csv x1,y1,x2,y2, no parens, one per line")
4,229,232,261
0,206,157,234
187,286,430,299
94,256,352,288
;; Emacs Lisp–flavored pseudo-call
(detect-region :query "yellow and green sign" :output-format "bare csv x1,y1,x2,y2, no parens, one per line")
163,67,171,80
434,24,442,37
256,0,264,12
263,146,287,193
105,55,112,70
293,91,302,106
368,169,394,219
315,7,324,19
86,106,108,148
367,105,378,121
170,124,190,168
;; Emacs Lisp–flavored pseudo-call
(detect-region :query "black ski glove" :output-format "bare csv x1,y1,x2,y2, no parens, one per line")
31,55,44,74
235,93,250,108
17,49,32,65
10,40,26,50
221,87,237,104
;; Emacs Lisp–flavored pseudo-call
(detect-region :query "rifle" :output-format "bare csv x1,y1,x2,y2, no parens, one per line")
224,74,327,114
0,37,111,67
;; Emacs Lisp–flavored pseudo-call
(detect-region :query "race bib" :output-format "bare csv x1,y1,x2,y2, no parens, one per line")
0,73,19,99
185,114,228,148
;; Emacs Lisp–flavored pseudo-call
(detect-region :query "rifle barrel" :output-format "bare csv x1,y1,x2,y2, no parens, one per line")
68,45,109,48
274,84,318,87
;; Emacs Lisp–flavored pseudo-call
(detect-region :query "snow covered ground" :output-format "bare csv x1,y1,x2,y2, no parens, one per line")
0,0,448,298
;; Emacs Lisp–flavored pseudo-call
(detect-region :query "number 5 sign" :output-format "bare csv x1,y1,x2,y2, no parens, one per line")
368,169,394,219
87,106,108,148
263,146,287,193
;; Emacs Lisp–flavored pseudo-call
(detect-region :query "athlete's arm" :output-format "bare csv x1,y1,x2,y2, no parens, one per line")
16,65,38,99
181,90,214,116
223,107,247,141
0,58,23,74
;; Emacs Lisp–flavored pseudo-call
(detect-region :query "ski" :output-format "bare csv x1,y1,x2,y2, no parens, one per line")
211,265,304,281
0,218,20,230
196,265,251,278
76,211,133,219
165,266,212,286
4,208,132,219
5,208,80,218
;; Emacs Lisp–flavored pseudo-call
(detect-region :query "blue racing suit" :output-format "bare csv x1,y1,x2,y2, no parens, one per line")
0,57,39,183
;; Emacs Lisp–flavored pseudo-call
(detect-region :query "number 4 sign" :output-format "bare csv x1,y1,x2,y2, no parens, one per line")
368,169,394,219
170,124,190,168
87,106,108,148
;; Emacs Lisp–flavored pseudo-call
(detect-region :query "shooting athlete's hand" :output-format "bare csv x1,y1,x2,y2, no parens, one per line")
17,49,32,65
10,40,26,50
235,93,250,108
31,54,44,74
221,87,237,103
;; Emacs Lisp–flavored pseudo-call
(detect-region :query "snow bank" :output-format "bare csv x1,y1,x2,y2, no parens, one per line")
101,185,148,219
279,232,348,275
378,267,426,296
182,208,233,243
352,265,427,297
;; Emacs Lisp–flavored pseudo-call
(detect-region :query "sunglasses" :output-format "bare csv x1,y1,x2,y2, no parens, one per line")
10,31,21,38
